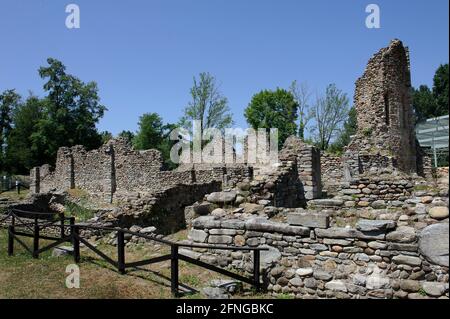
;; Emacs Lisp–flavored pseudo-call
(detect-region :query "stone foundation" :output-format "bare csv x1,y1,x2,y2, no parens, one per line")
185,188,449,299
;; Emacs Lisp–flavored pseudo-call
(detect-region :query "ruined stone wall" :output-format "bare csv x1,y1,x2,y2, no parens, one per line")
104,181,222,233
31,135,320,206
321,153,345,195
187,200,449,299
347,39,417,175
35,164,57,193
279,136,322,200
29,138,256,204
113,141,164,193
249,160,305,208
71,145,113,201
330,177,415,206
185,165,253,188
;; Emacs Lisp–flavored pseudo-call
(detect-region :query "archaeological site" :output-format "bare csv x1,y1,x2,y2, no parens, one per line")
2,39,449,300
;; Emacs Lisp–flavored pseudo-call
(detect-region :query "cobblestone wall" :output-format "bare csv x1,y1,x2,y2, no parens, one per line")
185,191,449,299
320,153,344,194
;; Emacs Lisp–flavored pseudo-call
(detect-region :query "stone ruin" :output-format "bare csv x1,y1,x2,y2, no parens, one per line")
29,132,322,232
321,39,433,196
25,39,448,299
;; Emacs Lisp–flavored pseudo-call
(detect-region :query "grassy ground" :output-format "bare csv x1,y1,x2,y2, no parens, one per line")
0,189,29,201
0,229,270,299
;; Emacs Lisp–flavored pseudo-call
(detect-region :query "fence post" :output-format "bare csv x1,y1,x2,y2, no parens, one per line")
72,225,80,263
8,215,15,256
33,217,39,258
171,244,179,297
253,249,261,292
60,214,65,239
117,230,126,274
8,225,14,256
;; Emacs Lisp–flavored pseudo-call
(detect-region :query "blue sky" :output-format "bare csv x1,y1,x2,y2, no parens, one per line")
0,0,448,135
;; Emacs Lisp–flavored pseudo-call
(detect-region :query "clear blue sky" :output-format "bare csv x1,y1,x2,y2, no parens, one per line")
0,0,448,135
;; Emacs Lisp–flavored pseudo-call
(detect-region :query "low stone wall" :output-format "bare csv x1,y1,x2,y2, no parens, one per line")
98,181,222,234
185,190,449,299
333,177,415,206
321,152,432,199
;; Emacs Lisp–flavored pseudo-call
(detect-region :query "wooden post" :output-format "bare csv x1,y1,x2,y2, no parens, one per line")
72,225,80,263
8,225,14,256
33,217,39,258
8,215,15,256
117,231,126,274
60,214,65,239
253,250,261,292
69,217,75,243
171,244,179,297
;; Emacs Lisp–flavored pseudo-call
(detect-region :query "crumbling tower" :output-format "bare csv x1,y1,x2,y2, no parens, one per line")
346,39,418,175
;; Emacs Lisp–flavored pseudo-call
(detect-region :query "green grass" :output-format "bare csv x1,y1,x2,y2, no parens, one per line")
0,189,29,201
0,228,267,299
180,274,201,287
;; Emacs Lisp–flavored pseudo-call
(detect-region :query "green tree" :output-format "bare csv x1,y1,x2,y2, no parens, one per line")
0,90,21,170
179,72,233,137
31,58,107,165
412,85,436,123
328,106,357,154
289,81,312,140
133,113,166,150
412,63,449,122
4,95,44,174
133,113,176,169
245,88,298,147
310,84,349,151
432,64,449,117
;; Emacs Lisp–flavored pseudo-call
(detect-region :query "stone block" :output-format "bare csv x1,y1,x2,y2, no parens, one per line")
287,212,330,229
188,229,208,243
208,235,233,244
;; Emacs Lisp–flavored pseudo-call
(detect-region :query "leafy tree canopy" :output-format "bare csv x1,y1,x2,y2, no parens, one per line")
412,63,449,122
133,113,177,169
30,58,107,165
180,72,233,136
245,88,298,147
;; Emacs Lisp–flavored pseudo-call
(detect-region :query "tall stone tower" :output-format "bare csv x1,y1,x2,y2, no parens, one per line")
346,39,418,175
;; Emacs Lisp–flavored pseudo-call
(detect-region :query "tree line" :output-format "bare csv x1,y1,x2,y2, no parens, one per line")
0,60,448,175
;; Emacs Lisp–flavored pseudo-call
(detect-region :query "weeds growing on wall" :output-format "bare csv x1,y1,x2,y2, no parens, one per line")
64,201,95,221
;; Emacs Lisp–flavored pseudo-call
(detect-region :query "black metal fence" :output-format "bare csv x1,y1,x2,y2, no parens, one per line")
1,209,268,297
